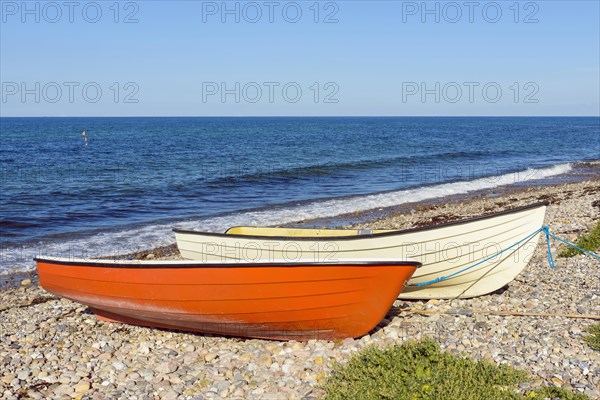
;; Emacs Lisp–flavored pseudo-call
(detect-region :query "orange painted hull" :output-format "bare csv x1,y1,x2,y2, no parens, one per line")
35,258,420,340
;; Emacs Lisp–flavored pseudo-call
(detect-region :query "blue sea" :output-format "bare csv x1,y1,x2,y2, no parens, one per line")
1,117,599,273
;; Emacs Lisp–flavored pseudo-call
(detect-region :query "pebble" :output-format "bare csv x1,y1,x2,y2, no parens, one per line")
74,382,90,393
0,180,598,399
112,361,126,371
160,389,178,400
156,361,178,374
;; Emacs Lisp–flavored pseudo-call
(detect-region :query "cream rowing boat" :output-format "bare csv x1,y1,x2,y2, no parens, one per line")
174,203,547,299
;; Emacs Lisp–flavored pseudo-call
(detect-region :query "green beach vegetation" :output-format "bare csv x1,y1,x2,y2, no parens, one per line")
559,221,600,258
320,339,589,400
584,323,600,351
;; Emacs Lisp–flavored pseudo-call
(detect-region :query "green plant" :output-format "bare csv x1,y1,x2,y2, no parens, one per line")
583,323,600,351
528,386,589,400
319,338,589,400
559,221,600,258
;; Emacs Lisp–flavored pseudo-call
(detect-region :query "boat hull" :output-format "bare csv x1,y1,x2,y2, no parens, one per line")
36,258,419,340
174,203,547,299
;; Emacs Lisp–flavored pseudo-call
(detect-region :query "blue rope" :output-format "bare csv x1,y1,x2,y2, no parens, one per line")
414,225,599,287
414,227,543,287
543,226,600,262
542,226,555,269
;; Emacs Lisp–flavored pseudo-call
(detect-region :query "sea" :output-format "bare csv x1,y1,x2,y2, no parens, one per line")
1,116,599,275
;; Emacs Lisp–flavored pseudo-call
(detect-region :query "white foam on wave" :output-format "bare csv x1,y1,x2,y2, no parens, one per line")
0,163,572,274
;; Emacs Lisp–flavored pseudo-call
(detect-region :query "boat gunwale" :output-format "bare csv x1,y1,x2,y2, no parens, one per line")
176,214,539,258
34,257,422,269
172,202,548,241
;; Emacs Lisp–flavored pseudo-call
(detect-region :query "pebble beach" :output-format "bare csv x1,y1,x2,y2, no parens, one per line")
1,178,599,400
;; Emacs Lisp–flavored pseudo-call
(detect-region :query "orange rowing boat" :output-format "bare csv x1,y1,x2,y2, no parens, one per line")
35,257,421,340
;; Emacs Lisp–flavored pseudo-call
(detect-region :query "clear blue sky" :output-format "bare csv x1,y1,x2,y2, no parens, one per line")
1,0,598,116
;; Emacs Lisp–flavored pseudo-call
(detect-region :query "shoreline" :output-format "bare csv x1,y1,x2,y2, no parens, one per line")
2,162,598,290
286,160,600,229
1,177,599,398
